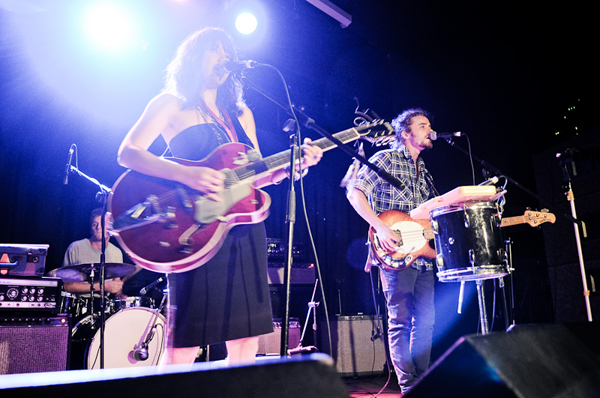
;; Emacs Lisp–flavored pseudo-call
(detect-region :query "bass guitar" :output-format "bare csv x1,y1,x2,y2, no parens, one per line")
369,209,555,270
110,120,394,273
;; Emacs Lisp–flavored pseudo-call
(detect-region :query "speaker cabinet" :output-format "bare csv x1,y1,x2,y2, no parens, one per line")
320,315,387,377
0,315,70,374
258,318,302,355
405,324,600,398
0,353,350,398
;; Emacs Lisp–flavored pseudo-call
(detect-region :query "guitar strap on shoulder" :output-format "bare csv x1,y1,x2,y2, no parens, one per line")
424,170,440,198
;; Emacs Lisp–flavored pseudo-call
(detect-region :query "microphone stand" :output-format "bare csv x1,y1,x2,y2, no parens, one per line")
243,76,404,357
66,160,112,367
559,158,592,321
441,138,592,321
279,124,301,356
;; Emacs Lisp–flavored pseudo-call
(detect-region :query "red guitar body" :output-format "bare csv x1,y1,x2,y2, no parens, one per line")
109,143,270,273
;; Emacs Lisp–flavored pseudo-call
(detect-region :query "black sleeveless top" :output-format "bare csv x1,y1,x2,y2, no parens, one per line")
166,117,273,348
168,115,253,160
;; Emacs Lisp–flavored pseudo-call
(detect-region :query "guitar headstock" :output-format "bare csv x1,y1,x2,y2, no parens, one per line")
356,120,395,146
523,209,556,226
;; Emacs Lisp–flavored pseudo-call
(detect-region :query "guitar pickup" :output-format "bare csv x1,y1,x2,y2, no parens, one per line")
164,206,178,229
112,195,163,231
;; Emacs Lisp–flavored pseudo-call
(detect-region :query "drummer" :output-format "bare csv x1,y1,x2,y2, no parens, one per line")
61,208,125,295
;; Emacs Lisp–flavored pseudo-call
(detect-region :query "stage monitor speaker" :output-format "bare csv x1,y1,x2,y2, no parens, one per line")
0,315,70,374
0,353,350,398
405,324,600,398
320,315,387,377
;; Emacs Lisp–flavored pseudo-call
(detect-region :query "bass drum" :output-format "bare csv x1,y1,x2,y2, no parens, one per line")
71,307,166,369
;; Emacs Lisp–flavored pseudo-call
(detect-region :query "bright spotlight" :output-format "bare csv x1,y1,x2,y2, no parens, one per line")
83,2,136,53
235,12,257,35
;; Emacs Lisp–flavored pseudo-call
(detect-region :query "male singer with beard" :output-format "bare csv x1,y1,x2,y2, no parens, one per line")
347,108,437,394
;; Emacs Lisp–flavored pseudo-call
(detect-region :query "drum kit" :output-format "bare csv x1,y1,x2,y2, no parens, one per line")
48,263,167,370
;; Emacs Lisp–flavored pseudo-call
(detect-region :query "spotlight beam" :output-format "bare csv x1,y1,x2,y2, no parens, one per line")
306,0,352,28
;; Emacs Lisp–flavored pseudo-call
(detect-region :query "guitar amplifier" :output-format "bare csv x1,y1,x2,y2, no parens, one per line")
0,276,62,313
267,262,316,285
266,239,306,261
0,243,49,276
0,314,70,374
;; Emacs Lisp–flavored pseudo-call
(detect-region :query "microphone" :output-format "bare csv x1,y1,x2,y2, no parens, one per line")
429,131,462,141
132,325,157,361
140,277,164,296
478,176,499,186
132,343,149,361
63,144,75,185
218,59,258,73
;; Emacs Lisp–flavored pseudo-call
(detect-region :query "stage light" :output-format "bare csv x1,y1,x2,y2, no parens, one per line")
235,12,258,35
82,2,137,53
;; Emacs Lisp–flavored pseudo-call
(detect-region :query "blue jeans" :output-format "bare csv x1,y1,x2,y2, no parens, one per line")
380,266,435,392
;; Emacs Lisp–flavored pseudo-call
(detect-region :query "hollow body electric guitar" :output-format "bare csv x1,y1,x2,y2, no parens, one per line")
109,121,394,273
369,209,556,270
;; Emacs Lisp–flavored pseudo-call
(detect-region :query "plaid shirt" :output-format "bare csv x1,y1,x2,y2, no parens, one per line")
353,144,435,270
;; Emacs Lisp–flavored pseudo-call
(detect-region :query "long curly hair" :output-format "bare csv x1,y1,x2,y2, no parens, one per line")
390,108,431,149
163,27,245,115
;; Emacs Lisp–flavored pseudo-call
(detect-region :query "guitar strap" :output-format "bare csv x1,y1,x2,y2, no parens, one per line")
424,170,440,197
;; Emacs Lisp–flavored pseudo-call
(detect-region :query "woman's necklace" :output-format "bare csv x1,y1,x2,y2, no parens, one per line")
197,102,238,143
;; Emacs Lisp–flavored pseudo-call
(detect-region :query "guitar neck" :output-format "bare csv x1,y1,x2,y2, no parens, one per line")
234,127,363,181
501,216,525,227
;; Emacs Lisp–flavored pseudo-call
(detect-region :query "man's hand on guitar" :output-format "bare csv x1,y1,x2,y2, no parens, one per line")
374,223,399,253
178,166,226,201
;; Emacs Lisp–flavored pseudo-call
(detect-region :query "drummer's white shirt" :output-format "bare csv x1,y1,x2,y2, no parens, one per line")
62,238,123,267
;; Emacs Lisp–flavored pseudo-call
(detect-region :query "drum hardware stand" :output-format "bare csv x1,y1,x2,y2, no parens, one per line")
289,279,320,355
502,238,516,330
475,279,490,334
64,144,112,368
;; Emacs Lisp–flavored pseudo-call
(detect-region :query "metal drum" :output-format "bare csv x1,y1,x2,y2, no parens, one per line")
71,307,166,369
107,296,155,315
431,201,507,282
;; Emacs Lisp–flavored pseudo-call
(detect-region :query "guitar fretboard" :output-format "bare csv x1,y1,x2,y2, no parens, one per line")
230,123,391,184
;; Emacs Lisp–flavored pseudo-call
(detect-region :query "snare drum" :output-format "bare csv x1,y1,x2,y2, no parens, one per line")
431,201,507,282
71,307,166,369
108,296,155,315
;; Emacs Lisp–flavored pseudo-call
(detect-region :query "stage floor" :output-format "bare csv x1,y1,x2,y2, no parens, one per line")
344,373,402,397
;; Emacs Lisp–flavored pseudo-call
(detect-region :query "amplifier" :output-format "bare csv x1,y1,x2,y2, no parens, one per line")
0,243,49,276
266,239,306,261
0,315,70,374
267,263,316,285
0,276,62,313
320,315,387,377
258,318,302,355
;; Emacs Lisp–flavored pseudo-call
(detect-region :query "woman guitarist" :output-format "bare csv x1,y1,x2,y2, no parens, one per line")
117,27,322,366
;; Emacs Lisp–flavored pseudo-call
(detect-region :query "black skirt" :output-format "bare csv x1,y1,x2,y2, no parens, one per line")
167,223,273,347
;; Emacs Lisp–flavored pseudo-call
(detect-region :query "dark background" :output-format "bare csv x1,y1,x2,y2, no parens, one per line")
1,0,598,361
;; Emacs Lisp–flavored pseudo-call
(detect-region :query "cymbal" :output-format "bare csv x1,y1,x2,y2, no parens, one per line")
48,263,136,283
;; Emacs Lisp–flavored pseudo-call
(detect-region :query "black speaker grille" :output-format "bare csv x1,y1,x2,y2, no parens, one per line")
0,317,69,374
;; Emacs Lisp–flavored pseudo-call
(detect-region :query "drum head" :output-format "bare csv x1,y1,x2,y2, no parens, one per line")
86,307,166,369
